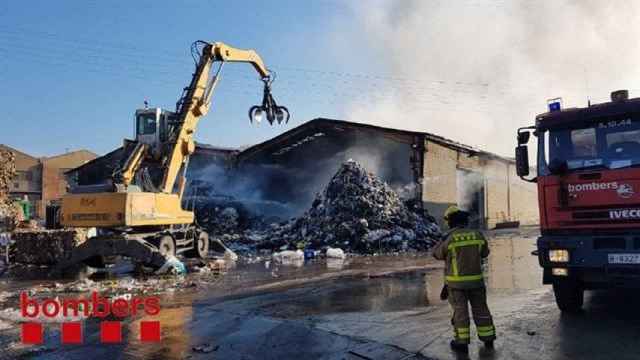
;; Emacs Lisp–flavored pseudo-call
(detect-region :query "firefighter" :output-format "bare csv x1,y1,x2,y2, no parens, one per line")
433,205,496,354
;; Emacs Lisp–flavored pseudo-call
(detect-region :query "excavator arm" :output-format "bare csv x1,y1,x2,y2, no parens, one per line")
160,41,273,195
58,40,286,269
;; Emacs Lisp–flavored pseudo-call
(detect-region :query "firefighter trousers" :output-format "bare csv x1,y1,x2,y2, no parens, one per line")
448,286,496,344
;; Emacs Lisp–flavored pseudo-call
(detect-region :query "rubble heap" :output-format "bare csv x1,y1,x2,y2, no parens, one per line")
195,201,241,235
0,150,17,231
245,160,441,252
11,229,88,265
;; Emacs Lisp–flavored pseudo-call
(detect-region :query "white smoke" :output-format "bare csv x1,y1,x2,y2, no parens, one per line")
456,170,485,212
332,0,640,156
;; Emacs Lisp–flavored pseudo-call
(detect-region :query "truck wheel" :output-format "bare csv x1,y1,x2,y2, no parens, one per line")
185,231,209,259
552,278,583,313
155,235,176,258
82,255,105,268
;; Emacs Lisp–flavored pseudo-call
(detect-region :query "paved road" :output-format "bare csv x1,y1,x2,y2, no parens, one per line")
3,228,640,359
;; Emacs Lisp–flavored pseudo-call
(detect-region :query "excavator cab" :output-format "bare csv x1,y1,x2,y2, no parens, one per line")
135,108,179,151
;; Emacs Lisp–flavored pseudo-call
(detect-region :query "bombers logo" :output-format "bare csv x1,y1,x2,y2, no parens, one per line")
567,181,618,193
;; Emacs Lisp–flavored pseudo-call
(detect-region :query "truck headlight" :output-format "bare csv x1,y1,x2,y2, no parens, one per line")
549,249,570,263
552,268,569,276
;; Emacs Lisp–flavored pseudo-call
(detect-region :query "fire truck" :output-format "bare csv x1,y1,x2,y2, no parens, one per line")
516,90,640,312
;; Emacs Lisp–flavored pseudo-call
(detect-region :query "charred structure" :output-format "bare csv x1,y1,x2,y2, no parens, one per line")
69,118,539,232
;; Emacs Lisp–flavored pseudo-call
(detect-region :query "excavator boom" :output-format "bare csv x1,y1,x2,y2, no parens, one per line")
160,41,271,195
58,40,288,269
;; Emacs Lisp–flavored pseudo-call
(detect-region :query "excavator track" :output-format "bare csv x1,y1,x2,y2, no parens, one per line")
54,234,168,271
53,228,211,272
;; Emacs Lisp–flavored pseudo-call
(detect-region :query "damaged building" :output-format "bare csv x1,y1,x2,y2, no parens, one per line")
230,119,538,229
68,119,538,230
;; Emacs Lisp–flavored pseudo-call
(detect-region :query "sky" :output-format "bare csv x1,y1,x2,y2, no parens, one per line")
2,1,640,158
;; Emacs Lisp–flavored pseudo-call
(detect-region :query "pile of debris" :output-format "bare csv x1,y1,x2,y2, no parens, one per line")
0,150,17,231
194,199,245,235
236,160,441,253
10,229,88,265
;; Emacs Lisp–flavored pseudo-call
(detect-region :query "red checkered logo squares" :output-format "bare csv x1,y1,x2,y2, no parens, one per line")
140,321,161,342
100,321,122,343
22,321,161,344
61,322,82,344
22,323,43,344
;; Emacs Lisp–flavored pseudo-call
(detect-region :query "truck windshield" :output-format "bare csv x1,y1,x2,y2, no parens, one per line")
538,117,640,175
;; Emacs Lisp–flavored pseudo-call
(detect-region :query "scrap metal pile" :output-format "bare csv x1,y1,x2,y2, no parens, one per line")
205,160,441,253
0,150,17,231
10,229,87,265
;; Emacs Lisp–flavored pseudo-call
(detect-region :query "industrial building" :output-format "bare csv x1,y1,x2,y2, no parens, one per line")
0,144,97,218
236,119,538,228
67,119,538,229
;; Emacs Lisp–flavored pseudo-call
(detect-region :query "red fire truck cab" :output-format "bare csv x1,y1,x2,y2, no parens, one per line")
516,90,640,312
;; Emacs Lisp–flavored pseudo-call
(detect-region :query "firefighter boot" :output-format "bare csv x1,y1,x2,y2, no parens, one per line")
450,340,469,354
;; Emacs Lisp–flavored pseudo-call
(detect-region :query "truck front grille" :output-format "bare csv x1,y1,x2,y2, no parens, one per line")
593,237,626,250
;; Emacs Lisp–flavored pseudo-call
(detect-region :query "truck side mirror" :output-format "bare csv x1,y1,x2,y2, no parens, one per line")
518,131,530,145
515,145,530,177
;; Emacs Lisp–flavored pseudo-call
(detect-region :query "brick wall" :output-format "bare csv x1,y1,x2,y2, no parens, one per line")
422,140,539,229
422,141,458,227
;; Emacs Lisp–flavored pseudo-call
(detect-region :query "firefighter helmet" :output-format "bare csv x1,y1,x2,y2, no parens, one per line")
443,205,461,221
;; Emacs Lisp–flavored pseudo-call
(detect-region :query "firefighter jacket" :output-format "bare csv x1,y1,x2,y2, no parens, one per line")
433,227,489,289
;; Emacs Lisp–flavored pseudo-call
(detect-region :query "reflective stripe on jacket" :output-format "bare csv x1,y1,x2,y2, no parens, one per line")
433,227,489,289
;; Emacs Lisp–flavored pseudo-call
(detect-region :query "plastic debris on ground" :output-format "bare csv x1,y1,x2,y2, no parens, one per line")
272,250,304,267
326,247,346,259
155,256,187,275
193,343,218,353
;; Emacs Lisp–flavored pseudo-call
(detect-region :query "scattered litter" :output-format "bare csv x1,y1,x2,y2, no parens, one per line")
193,343,218,353
304,249,316,259
224,249,239,261
326,247,346,259
155,256,187,275
273,250,304,262
207,259,228,271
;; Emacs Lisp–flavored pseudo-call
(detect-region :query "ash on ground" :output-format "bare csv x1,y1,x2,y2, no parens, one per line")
197,160,441,254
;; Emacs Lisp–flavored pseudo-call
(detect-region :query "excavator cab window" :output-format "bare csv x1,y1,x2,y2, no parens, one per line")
136,113,157,135
159,111,178,142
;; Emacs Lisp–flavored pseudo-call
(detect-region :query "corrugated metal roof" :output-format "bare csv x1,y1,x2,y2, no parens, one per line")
239,118,514,163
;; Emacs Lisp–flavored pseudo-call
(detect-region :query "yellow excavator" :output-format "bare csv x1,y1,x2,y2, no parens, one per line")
57,41,289,269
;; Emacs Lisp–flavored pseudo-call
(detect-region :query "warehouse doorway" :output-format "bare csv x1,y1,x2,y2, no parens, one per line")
456,169,485,228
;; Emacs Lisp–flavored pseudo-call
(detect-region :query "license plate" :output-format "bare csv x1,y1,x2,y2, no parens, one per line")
608,254,640,264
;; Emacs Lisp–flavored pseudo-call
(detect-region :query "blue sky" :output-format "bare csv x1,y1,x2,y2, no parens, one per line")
3,1,634,158
0,0,373,156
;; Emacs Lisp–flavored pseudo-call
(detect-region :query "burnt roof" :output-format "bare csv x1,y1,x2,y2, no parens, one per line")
67,118,516,177
536,97,640,130
238,118,513,163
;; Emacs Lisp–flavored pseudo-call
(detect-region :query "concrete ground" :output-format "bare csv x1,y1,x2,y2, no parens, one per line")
2,227,639,359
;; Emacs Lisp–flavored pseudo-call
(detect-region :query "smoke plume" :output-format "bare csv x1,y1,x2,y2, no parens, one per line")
333,0,640,156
